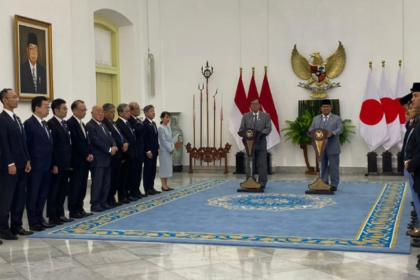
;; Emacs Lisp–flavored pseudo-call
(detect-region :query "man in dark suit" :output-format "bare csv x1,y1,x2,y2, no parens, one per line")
308,99,343,191
0,88,32,241
239,98,272,188
67,100,93,219
24,96,56,231
20,33,47,94
128,102,146,198
143,105,161,195
47,99,74,225
116,103,139,203
103,103,128,206
86,105,117,212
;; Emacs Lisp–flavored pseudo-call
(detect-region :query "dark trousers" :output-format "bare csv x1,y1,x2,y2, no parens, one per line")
90,166,111,208
253,149,268,186
68,167,89,215
143,154,157,192
131,158,143,196
108,158,121,203
47,169,70,218
0,169,27,232
27,170,51,226
118,159,134,200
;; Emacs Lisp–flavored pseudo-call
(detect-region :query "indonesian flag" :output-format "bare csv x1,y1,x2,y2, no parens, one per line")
394,68,409,149
247,69,261,110
379,68,401,150
229,70,248,150
260,69,280,149
359,70,389,151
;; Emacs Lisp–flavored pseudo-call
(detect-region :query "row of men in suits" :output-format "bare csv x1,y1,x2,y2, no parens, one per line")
0,88,161,242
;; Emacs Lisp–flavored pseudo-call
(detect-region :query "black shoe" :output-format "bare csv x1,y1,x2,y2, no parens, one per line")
101,203,114,209
41,222,56,228
416,262,420,270
109,201,121,207
162,188,170,192
29,224,45,232
11,228,33,236
412,201,415,206
417,253,420,258
81,210,93,217
152,189,161,194
139,193,148,197
0,231,18,240
118,198,130,204
0,240,2,245
91,206,105,212
70,213,84,219
128,196,139,201
146,190,155,196
49,217,63,226
59,216,74,223
331,186,338,191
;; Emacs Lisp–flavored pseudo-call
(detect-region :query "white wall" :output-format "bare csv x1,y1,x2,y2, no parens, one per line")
0,0,417,169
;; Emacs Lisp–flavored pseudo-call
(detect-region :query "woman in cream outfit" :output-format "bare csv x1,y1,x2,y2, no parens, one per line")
158,111,175,191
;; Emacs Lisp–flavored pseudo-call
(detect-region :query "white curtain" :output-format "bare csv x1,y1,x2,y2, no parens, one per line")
94,28,112,66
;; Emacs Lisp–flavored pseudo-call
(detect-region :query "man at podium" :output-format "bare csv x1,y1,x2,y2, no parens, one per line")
239,98,272,188
309,100,343,191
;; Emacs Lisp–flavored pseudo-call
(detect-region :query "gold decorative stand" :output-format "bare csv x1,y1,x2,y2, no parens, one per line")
185,144,231,174
306,128,334,195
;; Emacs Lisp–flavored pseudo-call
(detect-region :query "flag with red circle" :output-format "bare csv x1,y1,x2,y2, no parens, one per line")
359,71,389,151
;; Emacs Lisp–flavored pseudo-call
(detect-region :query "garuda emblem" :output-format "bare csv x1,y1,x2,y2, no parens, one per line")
291,41,346,98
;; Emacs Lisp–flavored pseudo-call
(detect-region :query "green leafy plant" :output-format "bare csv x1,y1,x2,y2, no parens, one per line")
281,110,356,145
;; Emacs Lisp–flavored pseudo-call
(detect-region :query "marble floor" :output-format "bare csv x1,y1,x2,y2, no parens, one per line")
0,172,419,280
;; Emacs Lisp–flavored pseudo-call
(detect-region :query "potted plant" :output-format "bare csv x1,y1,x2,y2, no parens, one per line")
281,110,356,173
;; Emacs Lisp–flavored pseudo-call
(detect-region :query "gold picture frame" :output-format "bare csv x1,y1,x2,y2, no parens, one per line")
14,15,53,101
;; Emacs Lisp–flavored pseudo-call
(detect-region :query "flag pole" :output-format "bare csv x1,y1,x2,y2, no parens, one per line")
213,88,218,149
220,91,223,148
193,94,196,148
199,84,204,149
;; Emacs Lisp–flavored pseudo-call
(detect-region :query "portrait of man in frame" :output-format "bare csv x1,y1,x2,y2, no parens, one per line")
14,15,54,101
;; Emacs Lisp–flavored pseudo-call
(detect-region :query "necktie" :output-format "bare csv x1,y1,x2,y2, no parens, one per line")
99,123,107,136
13,114,22,133
32,67,37,93
113,122,124,143
405,128,415,158
79,120,86,137
253,114,258,129
126,121,134,135
323,116,328,127
42,120,50,139
61,120,67,132
152,121,157,133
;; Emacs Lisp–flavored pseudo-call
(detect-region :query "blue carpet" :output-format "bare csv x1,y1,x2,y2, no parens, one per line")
30,179,411,254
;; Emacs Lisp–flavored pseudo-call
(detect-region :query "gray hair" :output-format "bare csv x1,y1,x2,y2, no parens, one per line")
103,103,115,111
117,103,129,114
143,104,154,113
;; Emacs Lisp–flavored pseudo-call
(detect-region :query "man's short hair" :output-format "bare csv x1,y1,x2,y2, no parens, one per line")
117,103,128,114
51,98,66,115
103,103,115,111
31,96,47,113
143,105,154,113
0,88,12,104
250,98,260,104
71,100,84,111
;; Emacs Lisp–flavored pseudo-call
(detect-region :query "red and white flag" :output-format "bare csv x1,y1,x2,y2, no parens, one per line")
359,70,389,151
229,70,249,150
260,68,280,149
247,69,260,109
394,68,409,149
379,68,401,150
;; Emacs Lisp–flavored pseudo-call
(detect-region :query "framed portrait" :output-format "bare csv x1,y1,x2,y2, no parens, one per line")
14,15,53,101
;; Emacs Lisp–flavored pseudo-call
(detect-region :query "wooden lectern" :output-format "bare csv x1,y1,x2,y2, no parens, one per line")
306,128,334,195
237,128,264,193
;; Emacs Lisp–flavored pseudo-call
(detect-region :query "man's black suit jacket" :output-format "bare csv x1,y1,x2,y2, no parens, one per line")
24,115,53,172
86,120,116,168
128,116,145,161
67,116,92,168
103,118,125,159
143,118,159,155
20,61,47,94
116,118,137,160
0,111,29,170
48,117,72,170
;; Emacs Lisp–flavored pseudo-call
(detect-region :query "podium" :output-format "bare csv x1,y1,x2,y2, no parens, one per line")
237,128,264,193
306,128,334,195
